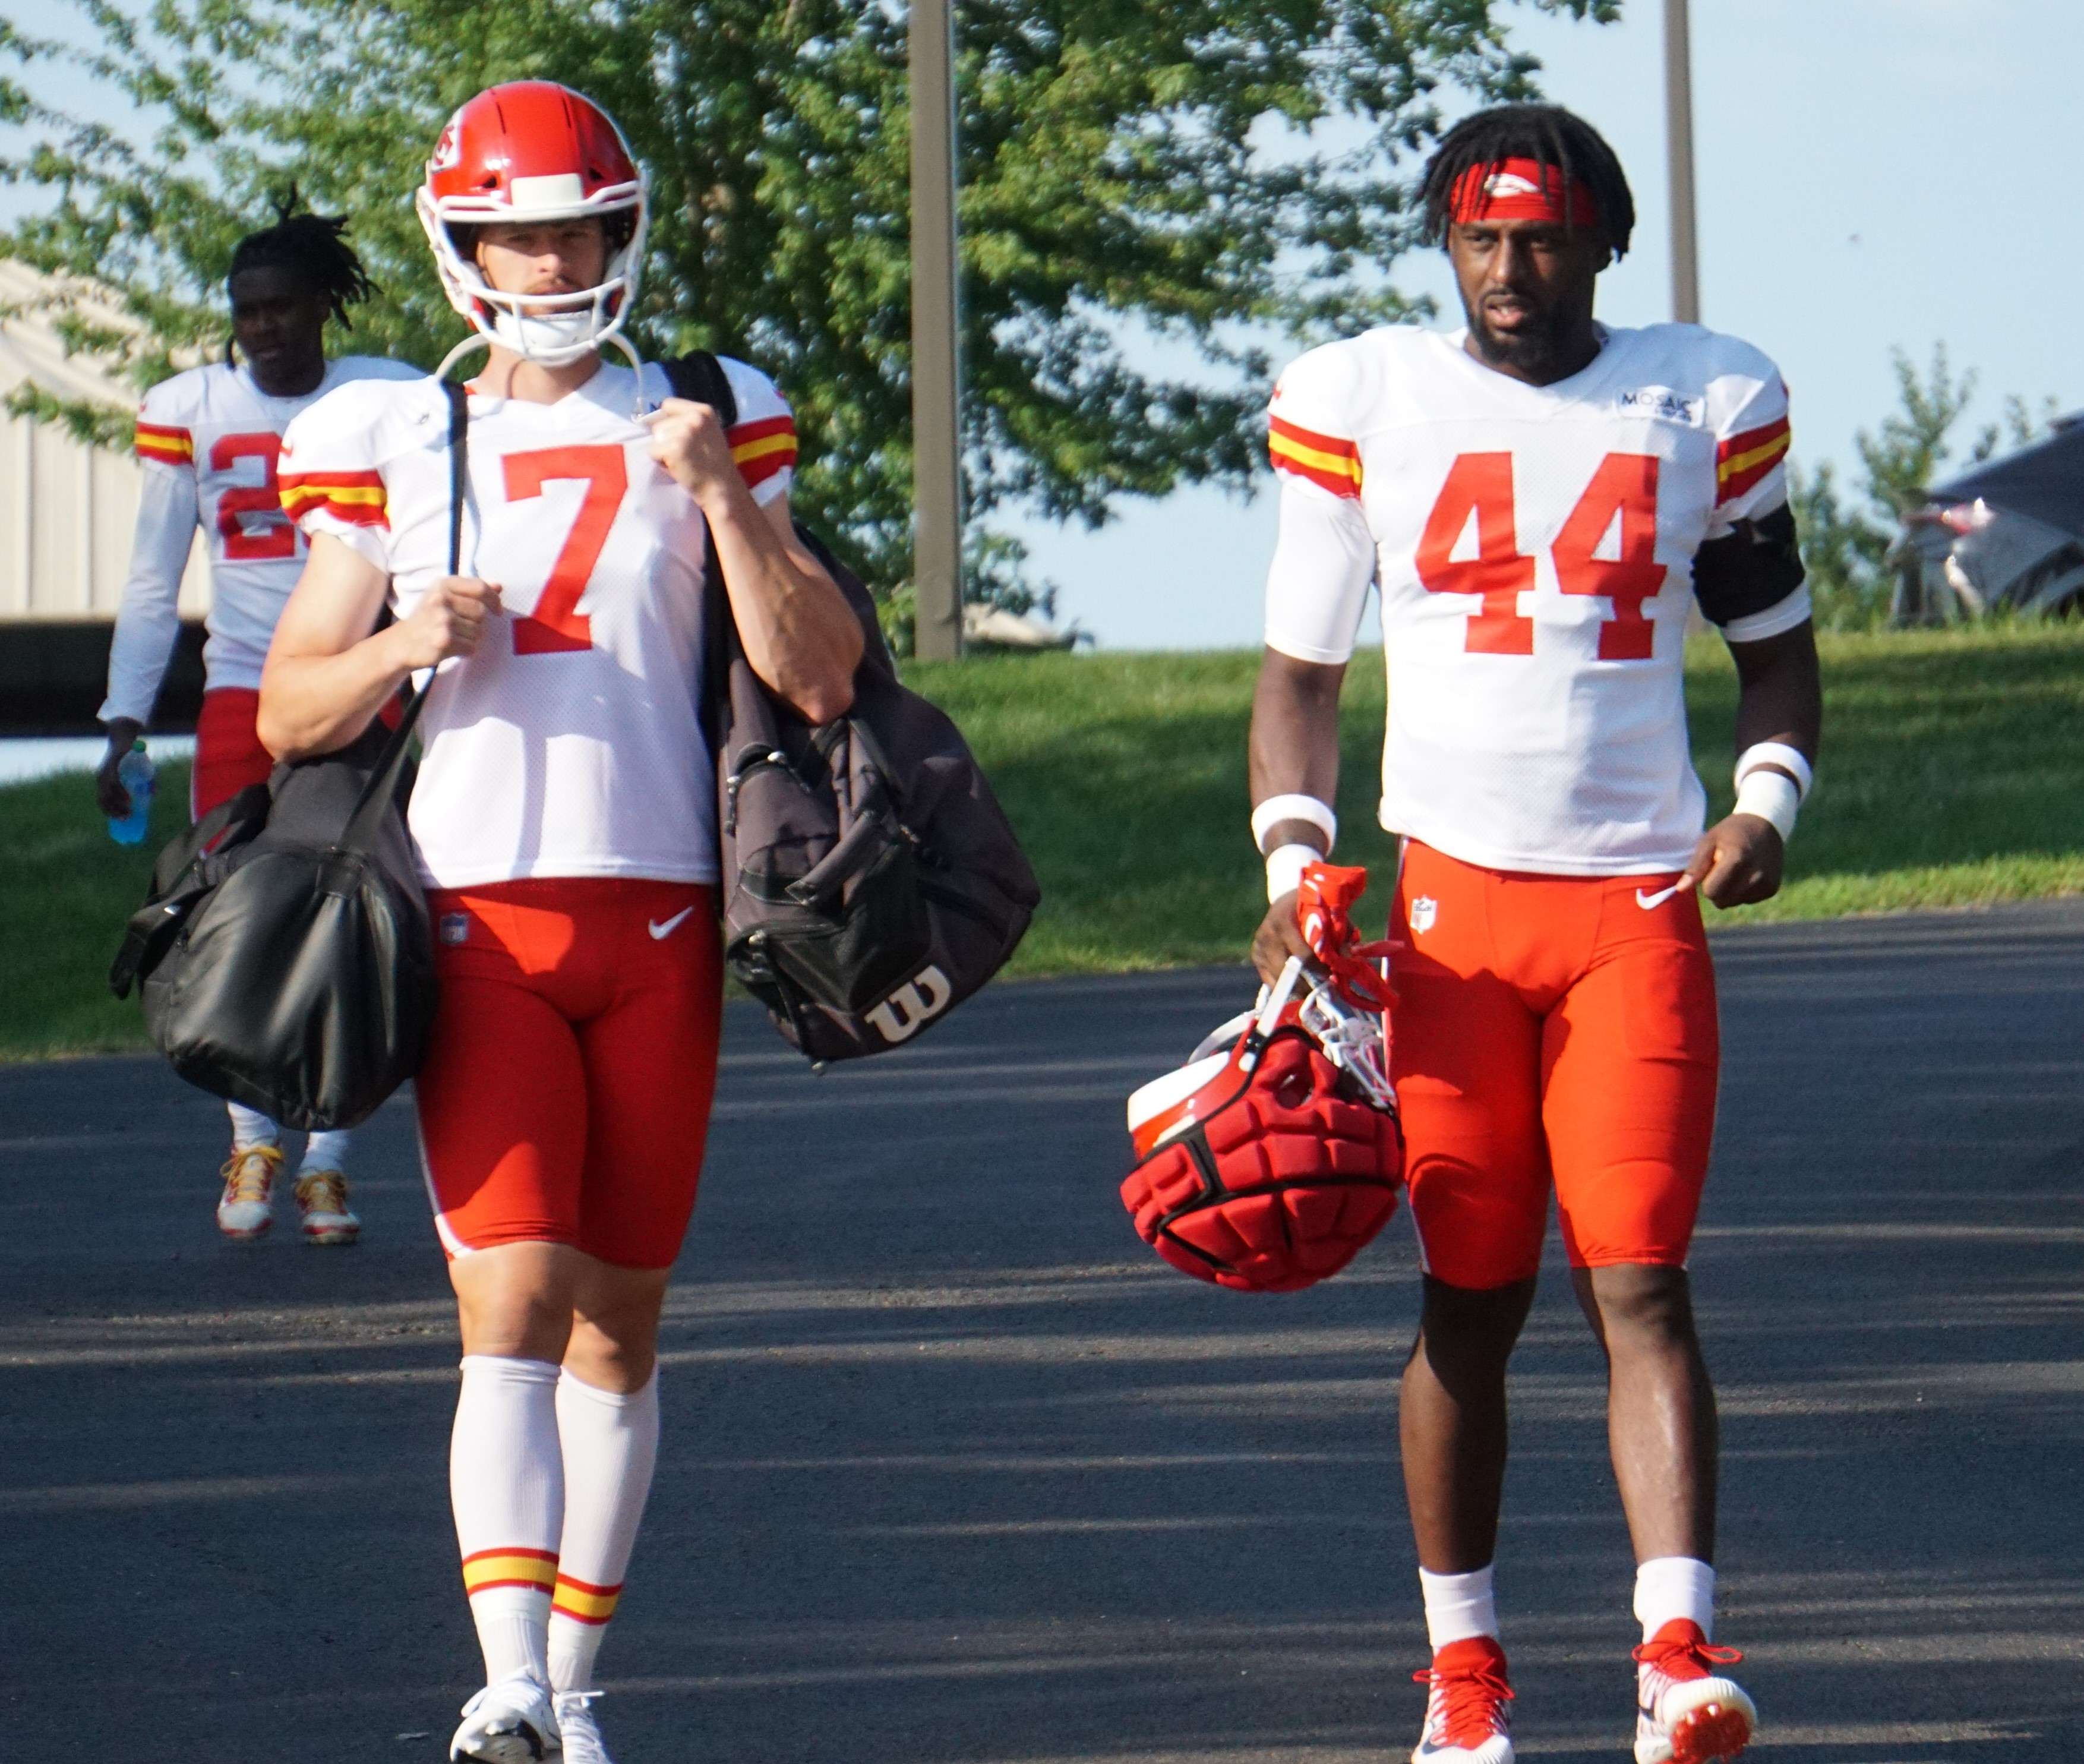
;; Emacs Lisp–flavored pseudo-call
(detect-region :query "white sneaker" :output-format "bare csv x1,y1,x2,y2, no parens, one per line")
215,1144,282,1241
293,1167,360,1245
1634,1620,1755,1763
554,1692,615,1764
1411,1635,1514,1763
451,1672,561,1762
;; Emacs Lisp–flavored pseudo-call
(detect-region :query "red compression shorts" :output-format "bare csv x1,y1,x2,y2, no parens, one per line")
1388,841,1720,1289
191,687,273,821
191,686,403,821
416,879,724,1270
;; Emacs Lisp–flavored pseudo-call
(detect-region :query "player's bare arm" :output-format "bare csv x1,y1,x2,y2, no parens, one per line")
1247,648,1346,981
1681,620,1823,908
257,534,504,760
646,397,863,723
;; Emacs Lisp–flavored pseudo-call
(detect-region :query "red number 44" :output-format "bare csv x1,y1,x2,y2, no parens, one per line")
1415,451,1666,660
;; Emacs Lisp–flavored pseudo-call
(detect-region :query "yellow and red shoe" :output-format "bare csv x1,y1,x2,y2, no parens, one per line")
1412,1635,1514,1763
215,1144,283,1241
1634,1620,1755,1763
293,1168,360,1246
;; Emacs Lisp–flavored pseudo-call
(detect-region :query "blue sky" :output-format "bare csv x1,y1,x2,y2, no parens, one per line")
8,2,2079,649
1016,0,2084,648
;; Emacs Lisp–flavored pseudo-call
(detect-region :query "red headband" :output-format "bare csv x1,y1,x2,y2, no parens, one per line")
1449,157,1600,229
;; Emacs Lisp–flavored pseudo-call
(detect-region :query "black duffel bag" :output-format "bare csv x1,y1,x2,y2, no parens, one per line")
108,381,466,1128
665,352,1041,1064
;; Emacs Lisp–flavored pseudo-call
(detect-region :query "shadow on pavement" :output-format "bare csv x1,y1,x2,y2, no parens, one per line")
2,905,2082,1758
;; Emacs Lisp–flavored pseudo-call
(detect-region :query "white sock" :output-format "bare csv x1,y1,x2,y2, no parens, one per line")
226,1103,279,1151
548,1370,661,1694
299,1129,352,1173
1634,1555,1716,1642
451,1355,564,1684
1420,1564,1499,1650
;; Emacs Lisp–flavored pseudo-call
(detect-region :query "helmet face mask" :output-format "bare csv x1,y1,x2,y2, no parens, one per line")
417,81,649,367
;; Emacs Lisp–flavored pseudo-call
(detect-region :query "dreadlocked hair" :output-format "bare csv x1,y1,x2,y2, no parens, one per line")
1417,104,1635,260
226,191,377,329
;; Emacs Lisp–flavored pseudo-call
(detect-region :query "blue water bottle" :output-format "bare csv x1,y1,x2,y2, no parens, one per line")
108,740,155,846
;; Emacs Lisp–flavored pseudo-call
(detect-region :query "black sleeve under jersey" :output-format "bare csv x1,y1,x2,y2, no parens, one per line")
1692,502,1807,630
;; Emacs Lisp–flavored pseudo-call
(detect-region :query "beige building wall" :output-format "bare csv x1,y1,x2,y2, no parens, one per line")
0,260,210,622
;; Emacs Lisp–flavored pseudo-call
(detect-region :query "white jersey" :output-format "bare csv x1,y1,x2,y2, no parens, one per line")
100,356,422,724
281,356,798,891
1264,322,1808,876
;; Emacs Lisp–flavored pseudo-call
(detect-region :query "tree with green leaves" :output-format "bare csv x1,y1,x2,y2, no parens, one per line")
1,0,1614,642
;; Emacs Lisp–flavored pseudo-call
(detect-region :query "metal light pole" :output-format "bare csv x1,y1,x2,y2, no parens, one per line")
1663,0,1700,324
910,0,964,659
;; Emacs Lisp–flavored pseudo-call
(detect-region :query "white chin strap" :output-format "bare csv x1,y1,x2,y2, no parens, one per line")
478,286,624,367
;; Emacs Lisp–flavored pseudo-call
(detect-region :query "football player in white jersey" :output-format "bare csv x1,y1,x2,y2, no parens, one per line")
1249,107,1819,1764
257,83,863,1764
95,208,420,1247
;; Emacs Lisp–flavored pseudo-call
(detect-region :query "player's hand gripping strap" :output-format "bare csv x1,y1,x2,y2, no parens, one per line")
1120,922,1403,1293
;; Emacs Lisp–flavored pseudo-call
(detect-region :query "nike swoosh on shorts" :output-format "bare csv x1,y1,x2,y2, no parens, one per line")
648,907,696,940
1635,883,1683,910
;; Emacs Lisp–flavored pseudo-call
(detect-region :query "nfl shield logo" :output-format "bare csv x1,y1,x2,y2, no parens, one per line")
1409,895,1438,934
438,912,470,948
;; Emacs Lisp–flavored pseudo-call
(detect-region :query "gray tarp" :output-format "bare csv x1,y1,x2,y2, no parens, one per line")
1924,421,2084,541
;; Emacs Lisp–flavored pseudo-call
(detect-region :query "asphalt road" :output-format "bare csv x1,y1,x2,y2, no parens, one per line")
4,904,2082,1763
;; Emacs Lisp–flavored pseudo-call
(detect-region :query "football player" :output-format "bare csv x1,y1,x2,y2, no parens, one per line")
257,83,863,1764
1249,105,1818,1764
95,206,419,1245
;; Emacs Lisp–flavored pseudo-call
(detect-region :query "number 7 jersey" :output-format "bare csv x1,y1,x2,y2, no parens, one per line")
1264,322,1809,876
280,358,798,889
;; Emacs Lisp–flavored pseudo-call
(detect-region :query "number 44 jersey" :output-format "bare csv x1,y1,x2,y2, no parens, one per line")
281,358,799,890
1265,323,1810,876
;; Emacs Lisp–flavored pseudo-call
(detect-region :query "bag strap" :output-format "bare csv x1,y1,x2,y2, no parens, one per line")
664,350,739,428
339,379,467,853
663,354,748,754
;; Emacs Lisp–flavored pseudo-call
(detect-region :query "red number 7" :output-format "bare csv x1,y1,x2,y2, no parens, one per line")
503,444,628,656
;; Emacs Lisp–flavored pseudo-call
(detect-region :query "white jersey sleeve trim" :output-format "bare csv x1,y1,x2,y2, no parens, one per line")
1722,585,1813,645
1264,477,1375,665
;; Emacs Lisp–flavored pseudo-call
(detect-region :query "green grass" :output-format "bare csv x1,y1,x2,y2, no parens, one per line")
7,626,2084,1060
910,623,2084,968
0,758,196,1059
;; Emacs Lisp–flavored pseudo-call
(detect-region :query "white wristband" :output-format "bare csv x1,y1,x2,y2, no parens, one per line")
1265,842,1319,902
1734,741,1813,803
1733,769,1799,841
1252,793,1337,856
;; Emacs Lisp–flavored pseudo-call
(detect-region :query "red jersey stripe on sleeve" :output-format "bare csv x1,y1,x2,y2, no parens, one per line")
135,420,194,466
279,467,389,529
1715,414,1791,506
1269,413,1363,498
730,414,798,489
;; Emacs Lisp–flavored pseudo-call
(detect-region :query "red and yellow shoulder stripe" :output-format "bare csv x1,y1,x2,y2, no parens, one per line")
279,465,388,529
460,1547,558,1598
730,414,797,490
1268,413,1363,499
1715,413,1791,506
135,419,194,468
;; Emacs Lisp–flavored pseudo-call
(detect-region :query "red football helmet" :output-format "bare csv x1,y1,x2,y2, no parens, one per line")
417,81,648,366
1120,952,1403,1293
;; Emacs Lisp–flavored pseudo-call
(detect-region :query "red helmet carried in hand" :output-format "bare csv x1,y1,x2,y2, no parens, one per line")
1120,947,1403,1294
416,81,648,366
